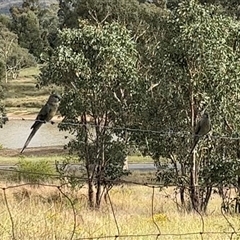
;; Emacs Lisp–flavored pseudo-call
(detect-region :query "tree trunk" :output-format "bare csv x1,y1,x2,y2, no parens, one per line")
4,65,7,84
83,113,95,208
95,177,102,209
235,179,240,214
200,186,212,213
179,186,185,208
95,140,105,209
87,177,95,208
189,158,200,212
189,92,200,212
235,136,240,213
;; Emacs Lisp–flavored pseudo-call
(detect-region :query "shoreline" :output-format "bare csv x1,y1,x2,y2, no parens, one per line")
0,146,68,157
6,113,63,122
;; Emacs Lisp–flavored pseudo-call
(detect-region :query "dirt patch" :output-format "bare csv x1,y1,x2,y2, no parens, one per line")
0,146,68,157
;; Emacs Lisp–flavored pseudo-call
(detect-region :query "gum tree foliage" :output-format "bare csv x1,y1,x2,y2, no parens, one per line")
9,1,60,61
57,0,166,29
10,1,44,59
57,0,168,82
0,24,17,83
0,14,12,29
130,0,240,213
0,23,36,83
39,21,138,208
57,0,167,55
56,0,169,144
37,4,60,59
199,0,240,19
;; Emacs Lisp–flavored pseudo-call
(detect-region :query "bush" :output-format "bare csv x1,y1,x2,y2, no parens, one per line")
16,159,55,184
7,47,37,70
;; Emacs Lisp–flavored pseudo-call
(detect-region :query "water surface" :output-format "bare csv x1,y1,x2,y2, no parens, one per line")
0,120,73,149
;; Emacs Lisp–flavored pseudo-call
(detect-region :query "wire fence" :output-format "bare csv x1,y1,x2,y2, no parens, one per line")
1,118,240,239
6,117,240,141
0,168,239,240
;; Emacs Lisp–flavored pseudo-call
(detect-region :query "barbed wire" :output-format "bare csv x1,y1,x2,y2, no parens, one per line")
5,117,240,141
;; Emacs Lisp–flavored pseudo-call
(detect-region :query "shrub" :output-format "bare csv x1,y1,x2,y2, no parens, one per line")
16,159,55,184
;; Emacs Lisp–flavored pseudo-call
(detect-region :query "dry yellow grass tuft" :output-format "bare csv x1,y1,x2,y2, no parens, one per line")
0,183,239,239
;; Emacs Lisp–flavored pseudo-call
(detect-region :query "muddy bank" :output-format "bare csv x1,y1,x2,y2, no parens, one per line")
0,146,68,157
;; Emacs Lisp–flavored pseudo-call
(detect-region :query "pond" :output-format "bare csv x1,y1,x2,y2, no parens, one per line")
0,119,73,149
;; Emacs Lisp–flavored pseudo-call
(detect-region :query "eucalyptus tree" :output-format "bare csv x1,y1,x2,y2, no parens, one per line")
0,23,36,83
37,4,59,58
56,0,169,149
199,0,240,19
130,0,240,212
39,21,138,208
9,1,59,61
0,24,17,83
10,3,44,59
57,0,168,85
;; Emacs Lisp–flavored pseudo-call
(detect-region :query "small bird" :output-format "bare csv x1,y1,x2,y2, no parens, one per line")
190,112,211,154
20,94,61,153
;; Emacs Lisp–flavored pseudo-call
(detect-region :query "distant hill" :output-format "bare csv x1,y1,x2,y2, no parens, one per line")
0,0,57,15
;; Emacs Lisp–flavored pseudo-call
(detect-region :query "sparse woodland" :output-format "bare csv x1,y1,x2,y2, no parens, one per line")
1,0,240,214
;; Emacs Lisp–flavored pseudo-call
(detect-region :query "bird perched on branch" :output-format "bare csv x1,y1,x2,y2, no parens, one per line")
20,93,61,153
190,112,211,154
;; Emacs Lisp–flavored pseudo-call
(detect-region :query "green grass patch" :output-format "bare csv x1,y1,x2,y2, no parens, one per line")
3,66,61,115
0,155,152,165
19,66,40,78
128,155,153,163
0,155,65,165
16,159,56,183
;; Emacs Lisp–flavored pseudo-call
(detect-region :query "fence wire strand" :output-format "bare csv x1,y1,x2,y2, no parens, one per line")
106,191,120,236
6,117,240,141
58,186,77,240
3,188,16,240
151,186,161,237
220,206,237,240
0,167,238,189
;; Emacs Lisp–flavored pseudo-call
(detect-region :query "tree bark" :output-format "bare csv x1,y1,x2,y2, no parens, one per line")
83,113,95,208
189,88,200,212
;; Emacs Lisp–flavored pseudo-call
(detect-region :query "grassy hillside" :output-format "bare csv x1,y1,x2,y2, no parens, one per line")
4,66,57,116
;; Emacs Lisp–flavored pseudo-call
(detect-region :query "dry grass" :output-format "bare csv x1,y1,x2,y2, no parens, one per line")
0,183,239,240
128,155,152,163
18,66,40,77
